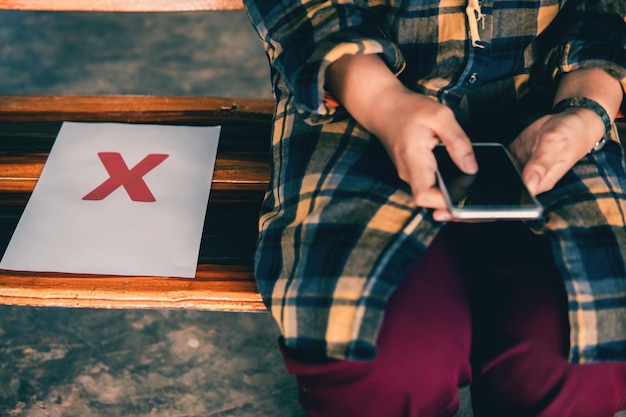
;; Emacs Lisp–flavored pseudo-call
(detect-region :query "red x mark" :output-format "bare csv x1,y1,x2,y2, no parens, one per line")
83,152,169,202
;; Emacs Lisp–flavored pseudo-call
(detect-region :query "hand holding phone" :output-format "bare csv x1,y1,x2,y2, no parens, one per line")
434,143,543,220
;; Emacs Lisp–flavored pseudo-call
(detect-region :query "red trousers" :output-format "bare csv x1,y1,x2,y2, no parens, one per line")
280,222,626,417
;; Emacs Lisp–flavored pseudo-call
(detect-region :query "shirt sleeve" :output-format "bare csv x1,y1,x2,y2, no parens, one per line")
546,0,626,98
243,0,405,124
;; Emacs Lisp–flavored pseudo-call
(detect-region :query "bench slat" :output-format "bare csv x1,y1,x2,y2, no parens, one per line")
0,265,264,311
0,199,262,265
0,152,269,193
0,0,244,12
0,95,274,122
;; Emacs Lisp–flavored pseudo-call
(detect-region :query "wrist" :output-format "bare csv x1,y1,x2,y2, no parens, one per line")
552,97,612,152
325,54,407,133
369,88,435,143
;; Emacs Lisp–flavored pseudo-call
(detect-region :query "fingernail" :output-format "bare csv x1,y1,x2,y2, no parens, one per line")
526,172,540,195
434,210,452,222
464,155,478,173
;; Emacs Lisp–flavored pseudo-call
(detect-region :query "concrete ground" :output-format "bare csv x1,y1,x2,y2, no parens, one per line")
0,10,473,417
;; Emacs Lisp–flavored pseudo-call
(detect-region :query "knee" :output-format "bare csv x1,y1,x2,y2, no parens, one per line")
472,350,568,414
295,357,463,417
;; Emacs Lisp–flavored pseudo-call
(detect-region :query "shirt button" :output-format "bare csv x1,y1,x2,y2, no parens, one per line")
467,73,478,85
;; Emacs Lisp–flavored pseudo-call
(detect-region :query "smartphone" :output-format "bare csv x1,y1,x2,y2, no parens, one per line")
433,143,543,220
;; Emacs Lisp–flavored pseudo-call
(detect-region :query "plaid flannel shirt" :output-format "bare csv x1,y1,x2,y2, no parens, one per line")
244,0,626,363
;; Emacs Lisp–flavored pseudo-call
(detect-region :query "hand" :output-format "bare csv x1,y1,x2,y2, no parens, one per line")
325,54,477,221
508,107,605,195
374,89,477,221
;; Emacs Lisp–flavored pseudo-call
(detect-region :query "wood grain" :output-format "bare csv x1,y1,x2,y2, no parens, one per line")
0,95,275,122
0,152,269,193
0,265,264,311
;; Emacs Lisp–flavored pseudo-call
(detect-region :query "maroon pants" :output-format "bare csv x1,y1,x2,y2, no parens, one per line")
280,222,626,417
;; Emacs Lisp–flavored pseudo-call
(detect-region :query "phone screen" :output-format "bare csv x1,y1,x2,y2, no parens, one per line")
433,143,543,220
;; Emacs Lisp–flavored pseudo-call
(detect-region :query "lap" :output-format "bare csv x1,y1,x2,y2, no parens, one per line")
281,222,626,417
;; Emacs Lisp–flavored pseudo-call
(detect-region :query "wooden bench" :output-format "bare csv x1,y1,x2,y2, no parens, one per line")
0,0,273,312
0,1,625,313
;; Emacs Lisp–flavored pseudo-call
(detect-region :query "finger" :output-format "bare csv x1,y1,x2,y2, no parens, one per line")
435,115,477,174
523,149,572,195
401,148,449,209
412,187,449,210
522,127,589,195
432,208,453,222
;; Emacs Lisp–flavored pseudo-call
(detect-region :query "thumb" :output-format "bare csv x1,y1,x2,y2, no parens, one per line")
524,170,541,196
524,155,562,196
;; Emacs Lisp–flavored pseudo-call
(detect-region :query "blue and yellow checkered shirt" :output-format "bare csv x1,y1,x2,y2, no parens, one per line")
244,0,626,363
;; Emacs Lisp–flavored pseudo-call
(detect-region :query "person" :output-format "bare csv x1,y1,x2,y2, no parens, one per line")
242,0,626,415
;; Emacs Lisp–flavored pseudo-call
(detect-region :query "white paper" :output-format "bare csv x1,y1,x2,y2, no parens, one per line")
0,122,221,278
